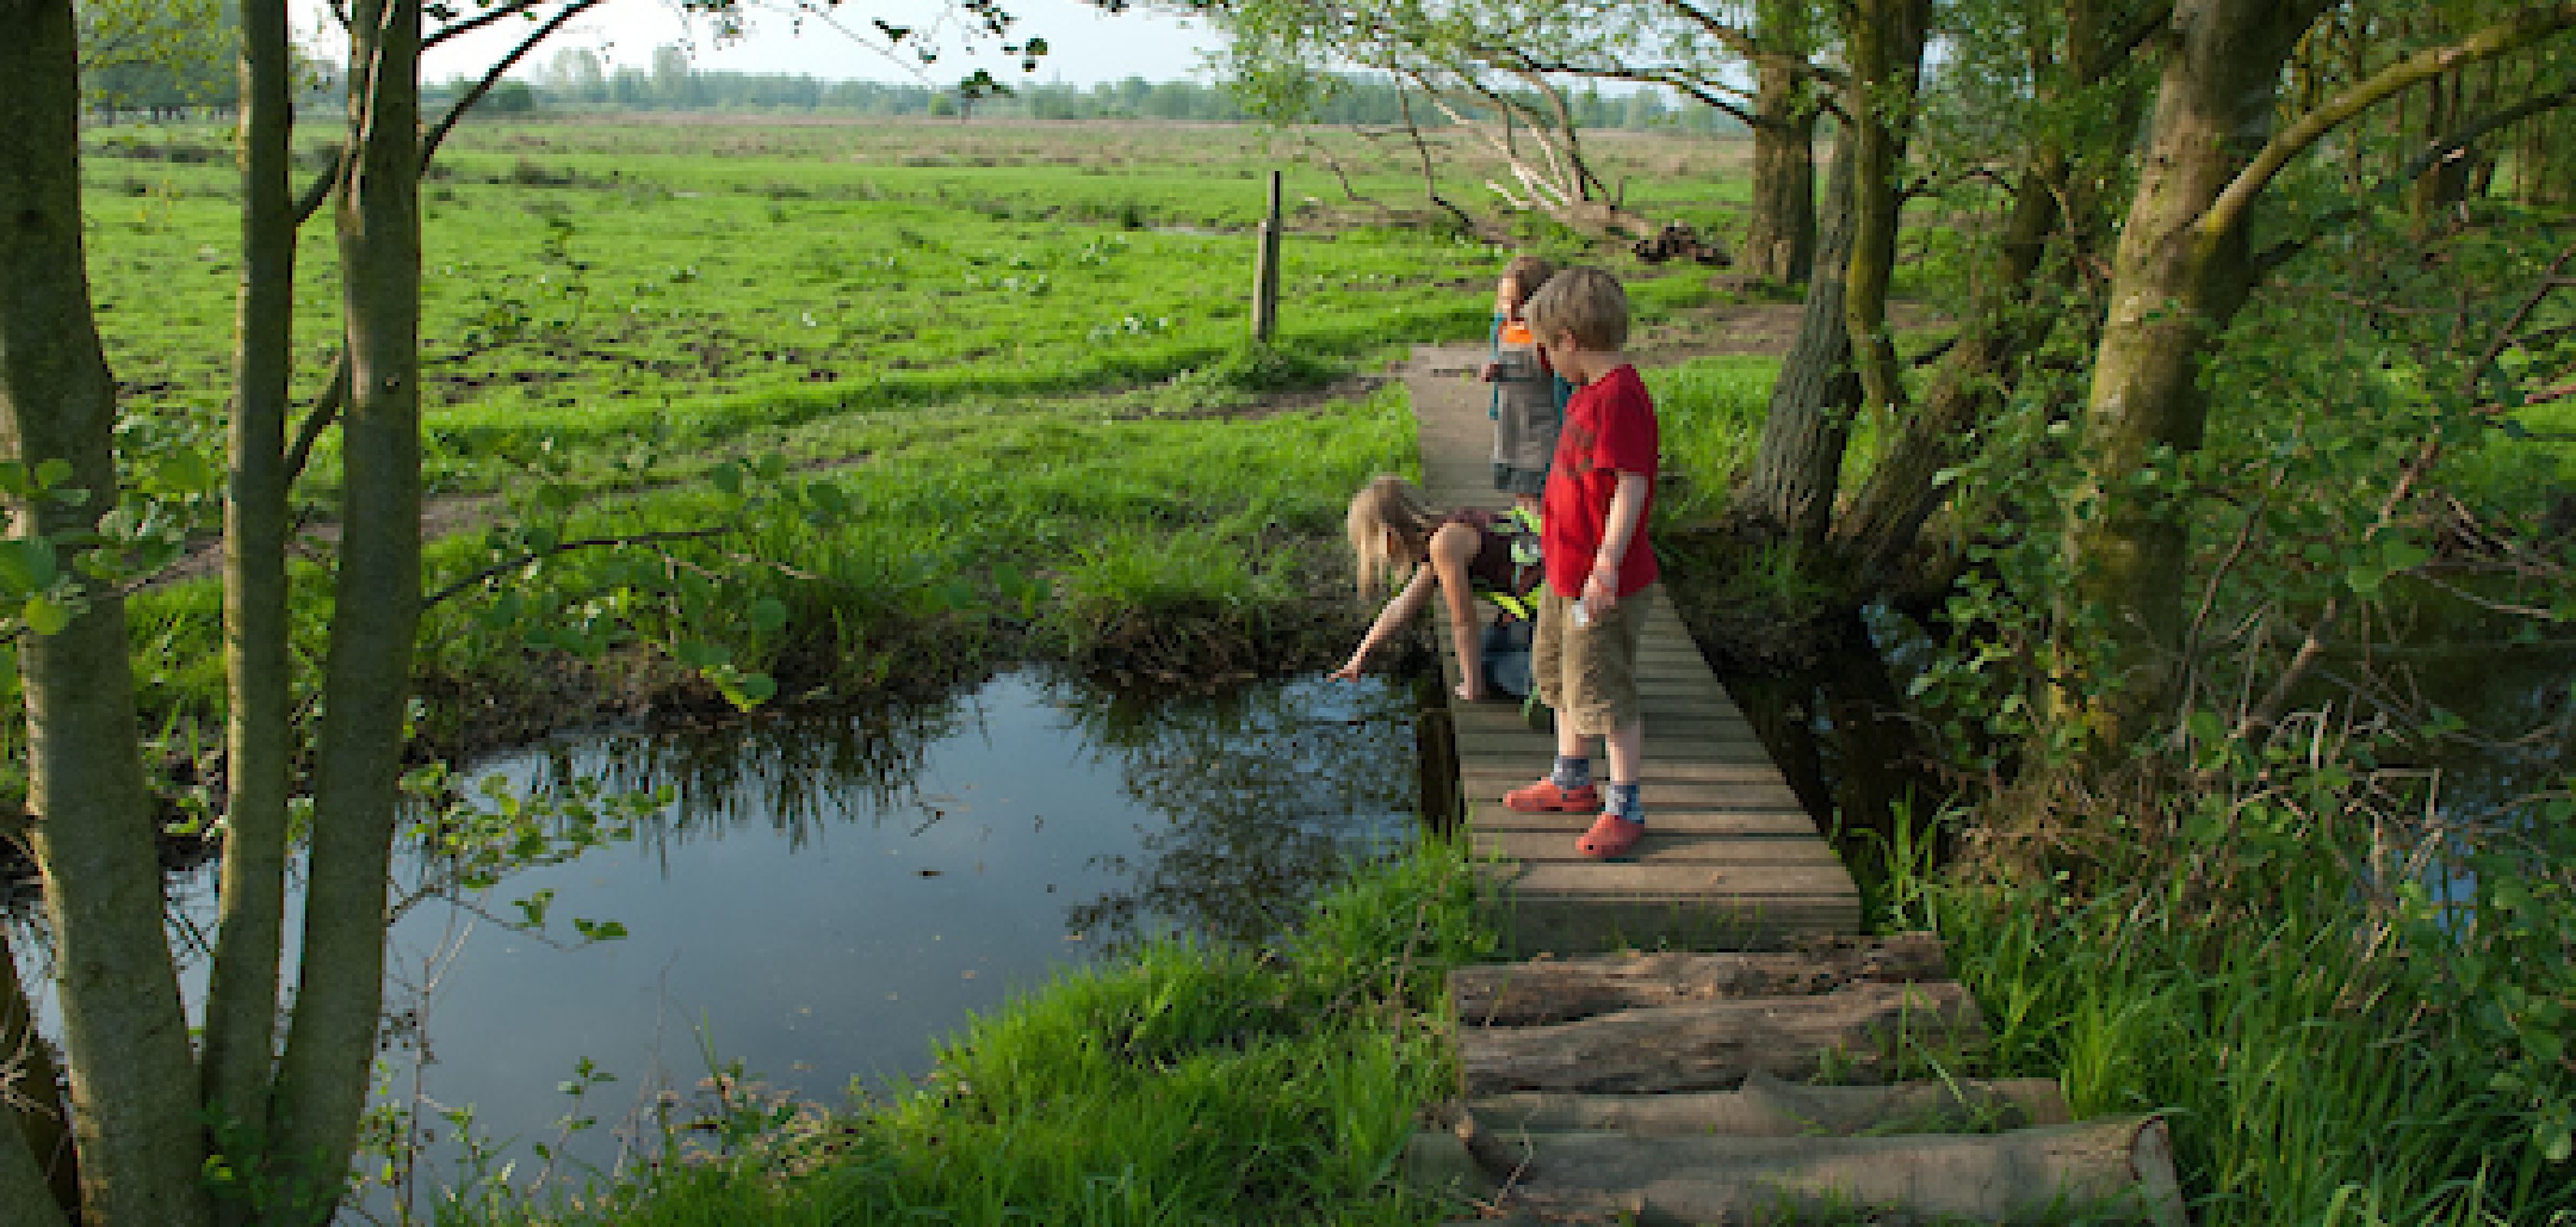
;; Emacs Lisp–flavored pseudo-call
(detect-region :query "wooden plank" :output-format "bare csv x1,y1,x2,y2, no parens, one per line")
1481,860,1855,900
1474,828,1843,868
1483,893,1857,956
1456,757,1796,786
1466,805,1820,837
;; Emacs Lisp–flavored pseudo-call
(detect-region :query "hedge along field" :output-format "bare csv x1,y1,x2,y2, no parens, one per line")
19,117,1743,807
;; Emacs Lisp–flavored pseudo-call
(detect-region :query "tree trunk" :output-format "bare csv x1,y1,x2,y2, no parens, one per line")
1743,0,1816,285
268,2,422,1217
201,1,298,1177
2058,0,2330,747
1448,935,1952,1025
2408,70,2470,234
0,5,213,1225
1458,981,1987,1097
1840,0,1933,417
1743,136,1861,545
1835,169,2058,579
1744,60,1815,285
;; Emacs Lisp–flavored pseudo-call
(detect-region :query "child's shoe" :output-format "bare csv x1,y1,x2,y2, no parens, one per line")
1576,813,1646,859
1503,778,1598,813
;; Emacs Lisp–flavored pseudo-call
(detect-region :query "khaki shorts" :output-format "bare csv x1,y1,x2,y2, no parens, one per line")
1533,583,1651,737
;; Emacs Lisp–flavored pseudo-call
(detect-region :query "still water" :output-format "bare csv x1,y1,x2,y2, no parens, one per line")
11,669,1423,1205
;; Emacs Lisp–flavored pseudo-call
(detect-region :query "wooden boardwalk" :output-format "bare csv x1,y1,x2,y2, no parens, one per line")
1399,344,1861,955
1395,344,2187,1225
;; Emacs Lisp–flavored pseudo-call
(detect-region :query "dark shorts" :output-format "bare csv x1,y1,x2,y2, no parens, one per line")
1492,462,1547,496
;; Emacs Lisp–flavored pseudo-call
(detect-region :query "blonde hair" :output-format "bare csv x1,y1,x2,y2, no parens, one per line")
1523,265,1629,350
1346,475,1444,597
1500,255,1556,309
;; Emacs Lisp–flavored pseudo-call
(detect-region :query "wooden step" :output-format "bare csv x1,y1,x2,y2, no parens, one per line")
1449,935,1952,1025
1407,1114,2187,1227
1478,886,1859,956
1457,980,1987,1096
1460,1071,2072,1137
1473,827,1844,869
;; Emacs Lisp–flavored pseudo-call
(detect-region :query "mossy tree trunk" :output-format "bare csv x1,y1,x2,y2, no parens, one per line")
1838,0,1931,419
2059,1,2576,748
0,2,212,1223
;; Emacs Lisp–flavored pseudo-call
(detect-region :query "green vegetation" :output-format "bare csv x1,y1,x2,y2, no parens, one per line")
458,837,1486,1226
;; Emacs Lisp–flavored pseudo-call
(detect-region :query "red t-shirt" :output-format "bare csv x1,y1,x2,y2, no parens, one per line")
1542,363,1659,597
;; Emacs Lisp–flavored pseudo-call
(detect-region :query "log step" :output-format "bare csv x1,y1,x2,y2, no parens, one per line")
1450,934,1953,1025
1405,1114,2188,1227
1460,1070,2072,1137
1457,980,1989,1097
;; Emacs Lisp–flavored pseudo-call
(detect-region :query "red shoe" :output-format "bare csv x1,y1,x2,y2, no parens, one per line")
1503,778,1598,813
1576,813,1646,859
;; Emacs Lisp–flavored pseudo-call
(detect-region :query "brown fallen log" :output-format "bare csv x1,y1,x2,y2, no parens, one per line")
1464,1070,2072,1137
1451,934,1951,1025
1459,981,1987,1097
1408,1115,2188,1227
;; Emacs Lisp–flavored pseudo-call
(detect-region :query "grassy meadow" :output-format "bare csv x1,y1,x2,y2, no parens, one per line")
45,116,1743,786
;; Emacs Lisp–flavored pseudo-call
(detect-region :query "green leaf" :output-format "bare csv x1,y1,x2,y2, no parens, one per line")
731,672,777,708
754,453,787,482
156,449,219,494
21,595,71,637
709,462,744,495
0,539,56,595
751,597,788,635
34,459,72,490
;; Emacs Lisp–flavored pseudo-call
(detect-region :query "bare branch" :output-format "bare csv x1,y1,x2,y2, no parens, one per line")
285,350,351,485
425,0,546,48
420,0,604,169
424,525,735,607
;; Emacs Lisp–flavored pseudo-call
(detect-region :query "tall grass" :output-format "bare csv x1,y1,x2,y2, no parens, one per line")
1870,785,2576,1226
473,836,1487,1227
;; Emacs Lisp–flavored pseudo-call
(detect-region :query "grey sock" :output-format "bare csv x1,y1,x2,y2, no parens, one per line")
1550,755,1592,791
1604,782,1642,824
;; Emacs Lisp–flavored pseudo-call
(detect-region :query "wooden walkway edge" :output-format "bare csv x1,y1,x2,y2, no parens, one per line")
1394,343,2188,1225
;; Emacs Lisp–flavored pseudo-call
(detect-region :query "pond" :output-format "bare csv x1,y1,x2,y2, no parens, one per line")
7,668,1427,1210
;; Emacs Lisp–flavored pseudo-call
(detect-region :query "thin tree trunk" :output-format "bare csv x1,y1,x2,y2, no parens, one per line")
1836,0,2130,577
1842,0,1932,417
0,4,212,1223
268,2,422,1216
201,2,298,1176
1746,136,1861,545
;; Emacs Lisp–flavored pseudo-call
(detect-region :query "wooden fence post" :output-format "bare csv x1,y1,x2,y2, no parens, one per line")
1252,169,1283,344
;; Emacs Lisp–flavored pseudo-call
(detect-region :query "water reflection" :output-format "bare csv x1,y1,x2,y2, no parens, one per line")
8,667,1424,1212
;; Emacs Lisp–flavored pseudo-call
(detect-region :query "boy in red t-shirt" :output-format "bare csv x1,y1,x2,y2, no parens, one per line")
1499,267,1659,859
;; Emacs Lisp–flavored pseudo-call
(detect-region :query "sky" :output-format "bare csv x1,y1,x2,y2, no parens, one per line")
297,0,1224,89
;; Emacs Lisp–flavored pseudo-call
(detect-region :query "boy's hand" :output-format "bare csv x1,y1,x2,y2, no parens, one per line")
1477,360,1502,383
1329,653,1368,682
1582,564,1618,615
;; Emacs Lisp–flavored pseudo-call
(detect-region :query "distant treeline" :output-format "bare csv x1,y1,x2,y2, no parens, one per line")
469,47,1743,133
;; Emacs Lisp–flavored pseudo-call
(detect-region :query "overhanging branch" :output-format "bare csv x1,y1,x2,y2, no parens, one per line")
2200,5,2576,242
